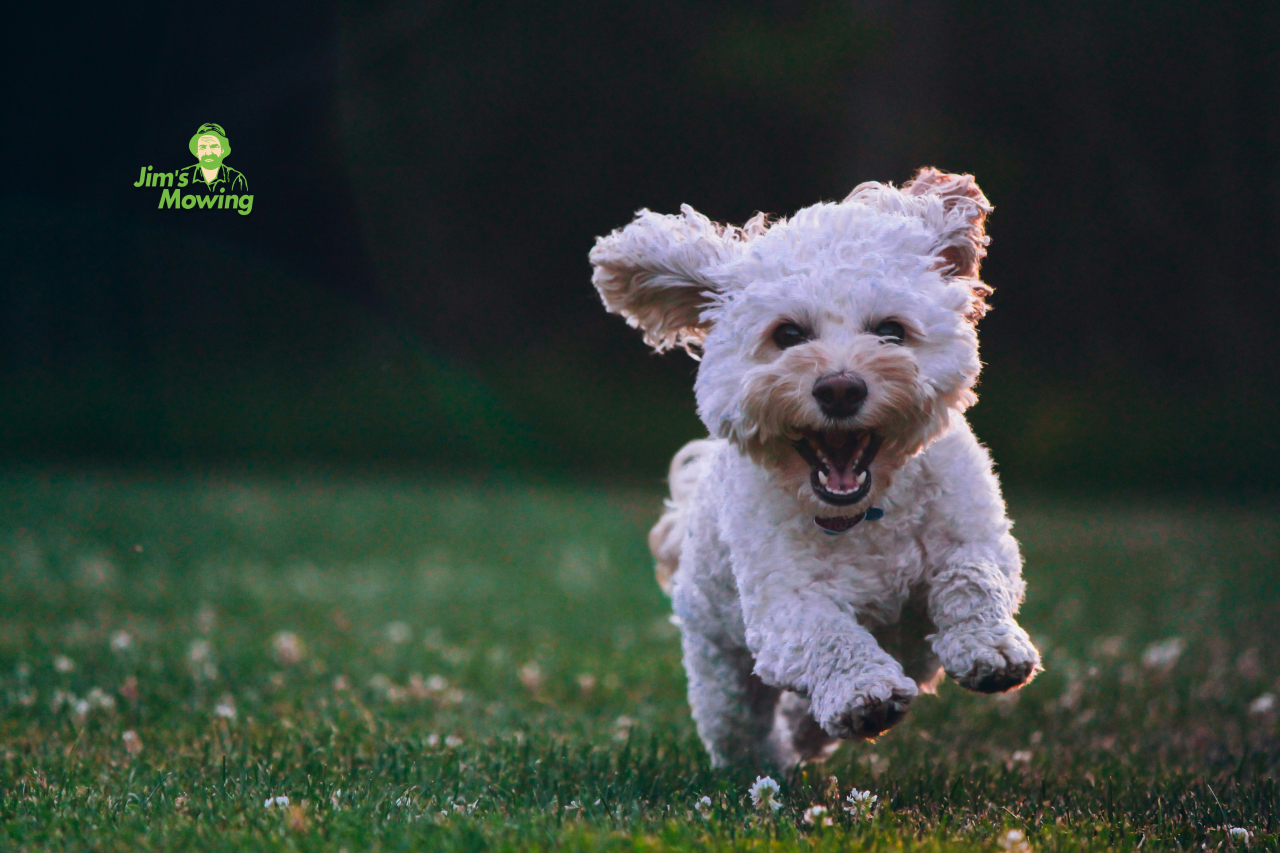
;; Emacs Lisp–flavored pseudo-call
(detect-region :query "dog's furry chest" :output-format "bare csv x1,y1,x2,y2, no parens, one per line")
701,442,939,630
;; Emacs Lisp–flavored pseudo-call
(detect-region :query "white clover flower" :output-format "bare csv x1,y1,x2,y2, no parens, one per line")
1142,637,1185,671
518,662,543,692
445,734,463,748
86,687,115,711
187,640,217,681
1248,694,1275,715
1006,749,1033,770
803,804,832,826
748,775,782,812
187,640,211,662
214,695,237,720
1228,827,1252,845
843,788,877,819
271,632,305,666
694,795,712,818
122,730,143,755
998,828,1031,852
264,795,290,809
385,621,412,645
111,631,133,652
54,655,75,673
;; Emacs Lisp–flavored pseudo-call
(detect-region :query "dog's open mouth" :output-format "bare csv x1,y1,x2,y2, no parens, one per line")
791,430,882,507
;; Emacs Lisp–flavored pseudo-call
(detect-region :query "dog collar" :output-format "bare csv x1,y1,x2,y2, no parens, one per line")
814,507,883,535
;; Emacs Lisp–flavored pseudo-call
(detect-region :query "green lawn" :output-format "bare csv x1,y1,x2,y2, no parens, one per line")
0,471,1275,851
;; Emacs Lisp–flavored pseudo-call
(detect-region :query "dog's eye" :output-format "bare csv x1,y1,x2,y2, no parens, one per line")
873,320,906,343
772,322,810,350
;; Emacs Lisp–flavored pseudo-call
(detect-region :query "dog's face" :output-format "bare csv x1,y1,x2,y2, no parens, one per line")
591,169,993,522
696,243,982,521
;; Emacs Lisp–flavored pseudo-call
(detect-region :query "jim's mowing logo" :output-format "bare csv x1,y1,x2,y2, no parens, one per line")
133,123,253,215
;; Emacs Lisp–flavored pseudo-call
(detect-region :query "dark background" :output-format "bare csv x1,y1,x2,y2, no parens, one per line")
4,0,1279,490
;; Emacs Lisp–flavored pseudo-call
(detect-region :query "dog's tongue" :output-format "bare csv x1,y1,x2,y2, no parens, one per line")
826,460,861,492
819,431,863,492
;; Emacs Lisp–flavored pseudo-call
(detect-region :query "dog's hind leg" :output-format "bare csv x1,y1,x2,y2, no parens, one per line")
768,691,840,770
681,630,780,768
665,439,781,766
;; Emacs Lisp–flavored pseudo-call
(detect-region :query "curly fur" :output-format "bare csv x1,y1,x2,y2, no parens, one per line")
591,168,1040,771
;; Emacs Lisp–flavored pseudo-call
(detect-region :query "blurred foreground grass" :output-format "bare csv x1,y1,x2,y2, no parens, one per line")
0,471,1276,851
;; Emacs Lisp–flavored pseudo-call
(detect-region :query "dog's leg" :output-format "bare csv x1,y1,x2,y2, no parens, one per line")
667,455,780,767
668,457,784,767
740,585,920,741
680,630,780,768
803,622,919,739
927,561,1042,693
916,424,1041,693
768,691,839,770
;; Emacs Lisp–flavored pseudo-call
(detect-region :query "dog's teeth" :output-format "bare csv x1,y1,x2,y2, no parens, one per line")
817,470,828,486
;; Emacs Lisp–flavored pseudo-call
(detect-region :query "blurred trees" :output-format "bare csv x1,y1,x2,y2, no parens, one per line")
4,0,1278,488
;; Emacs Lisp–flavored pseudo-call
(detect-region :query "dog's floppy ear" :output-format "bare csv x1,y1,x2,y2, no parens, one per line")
875,167,993,320
590,205,753,353
901,167,992,279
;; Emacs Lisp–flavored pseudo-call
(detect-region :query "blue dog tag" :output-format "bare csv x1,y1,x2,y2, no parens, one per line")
865,507,884,521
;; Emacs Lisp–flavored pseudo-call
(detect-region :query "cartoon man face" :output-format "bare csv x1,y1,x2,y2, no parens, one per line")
196,135,225,170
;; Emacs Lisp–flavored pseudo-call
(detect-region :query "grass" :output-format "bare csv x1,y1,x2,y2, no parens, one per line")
0,470,1275,851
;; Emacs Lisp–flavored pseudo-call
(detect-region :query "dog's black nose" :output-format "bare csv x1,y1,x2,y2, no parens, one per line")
813,373,867,418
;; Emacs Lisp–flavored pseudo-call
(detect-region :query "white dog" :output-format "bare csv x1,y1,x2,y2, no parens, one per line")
590,168,1041,770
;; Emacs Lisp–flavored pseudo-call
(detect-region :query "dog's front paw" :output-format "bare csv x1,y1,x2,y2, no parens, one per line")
934,621,1042,693
815,670,919,740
